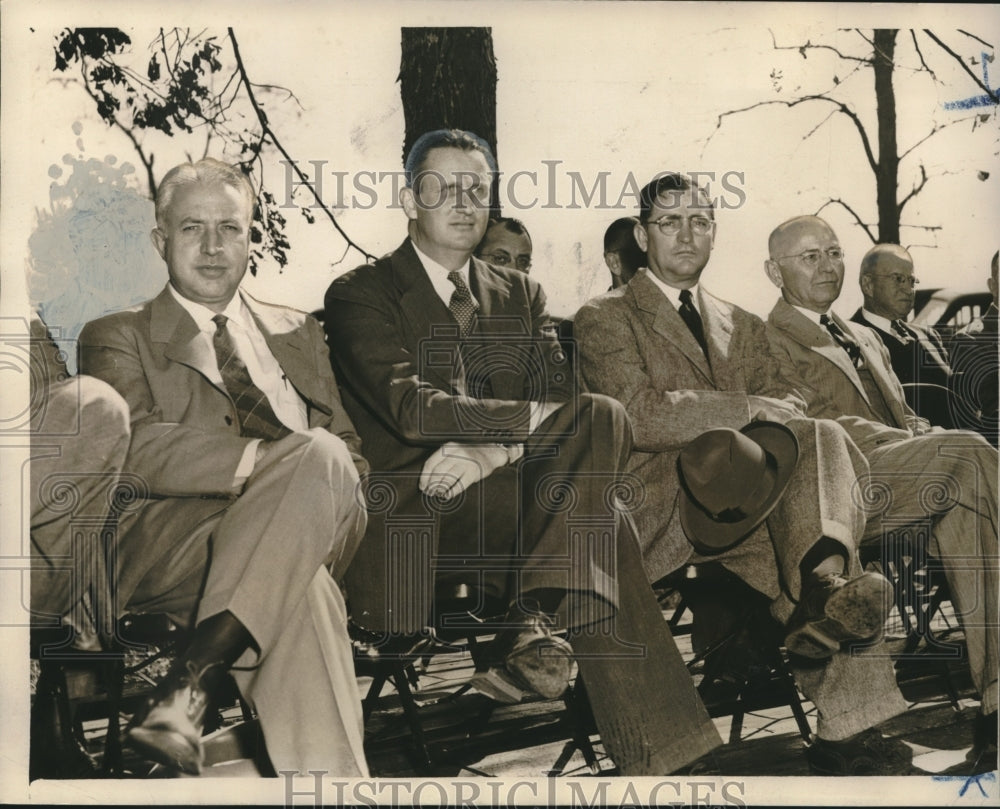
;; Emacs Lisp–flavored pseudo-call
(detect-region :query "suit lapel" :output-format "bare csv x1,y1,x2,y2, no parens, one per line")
698,289,734,378
154,287,229,396
839,316,909,426
469,258,522,399
632,273,713,384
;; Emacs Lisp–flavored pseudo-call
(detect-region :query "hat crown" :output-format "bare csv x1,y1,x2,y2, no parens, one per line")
680,429,769,517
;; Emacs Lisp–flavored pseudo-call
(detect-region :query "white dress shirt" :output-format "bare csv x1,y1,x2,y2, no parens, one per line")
644,271,703,317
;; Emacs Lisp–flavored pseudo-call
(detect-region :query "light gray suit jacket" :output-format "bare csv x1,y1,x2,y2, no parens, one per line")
765,297,929,452
574,270,806,580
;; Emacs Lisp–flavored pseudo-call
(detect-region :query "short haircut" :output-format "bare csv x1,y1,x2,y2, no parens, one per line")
637,172,714,223
604,216,640,253
859,243,912,279
475,217,532,255
403,129,498,188
992,250,999,275
155,158,255,228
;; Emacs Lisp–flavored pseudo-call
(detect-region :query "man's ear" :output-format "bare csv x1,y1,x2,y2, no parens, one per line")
633,221,648,252
151,228,167,261
605,252,622,276
859,272,873,299
764,259,783,289
399,185,418,221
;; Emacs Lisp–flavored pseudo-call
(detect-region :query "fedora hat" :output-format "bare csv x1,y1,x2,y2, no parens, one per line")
678,421,799,555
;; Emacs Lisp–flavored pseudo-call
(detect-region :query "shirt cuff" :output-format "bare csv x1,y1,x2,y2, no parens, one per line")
233,439,262,491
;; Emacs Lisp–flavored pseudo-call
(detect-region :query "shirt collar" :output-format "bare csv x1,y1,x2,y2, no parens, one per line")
411,241,471,283
790,303,825,326
645,270,699,313
168,283,249,333
861,308,896,334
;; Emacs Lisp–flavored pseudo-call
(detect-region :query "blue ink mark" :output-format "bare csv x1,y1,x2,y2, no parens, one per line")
932,771,996,798
943,51,999,111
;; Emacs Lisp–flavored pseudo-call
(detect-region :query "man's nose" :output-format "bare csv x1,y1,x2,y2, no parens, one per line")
201,229,222,254
676,220,693,242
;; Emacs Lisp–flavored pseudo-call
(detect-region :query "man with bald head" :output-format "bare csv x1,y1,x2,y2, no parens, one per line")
850,243,956,428
765,215,999,774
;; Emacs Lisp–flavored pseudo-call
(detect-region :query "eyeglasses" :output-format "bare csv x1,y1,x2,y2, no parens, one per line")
483,253,532,271
648,215,715,236
773,247,845,268
870,272,919,288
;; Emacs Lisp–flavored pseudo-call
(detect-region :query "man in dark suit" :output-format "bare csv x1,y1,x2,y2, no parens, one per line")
850,244,956,427
324,130,722,775
575,172,911,776
764,215,998,775
79,159,370,776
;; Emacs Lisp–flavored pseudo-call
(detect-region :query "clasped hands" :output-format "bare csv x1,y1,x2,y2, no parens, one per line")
418,442,512,501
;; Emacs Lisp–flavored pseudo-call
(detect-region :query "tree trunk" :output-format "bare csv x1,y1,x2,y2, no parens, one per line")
873,29,899,244
399,28,500,214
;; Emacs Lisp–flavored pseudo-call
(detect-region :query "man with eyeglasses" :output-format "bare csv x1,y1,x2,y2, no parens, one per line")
764,215,998,775
474,216,533,272
849,243,956,428
575,174,914,775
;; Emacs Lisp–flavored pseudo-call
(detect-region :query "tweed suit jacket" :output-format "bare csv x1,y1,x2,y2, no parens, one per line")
79,284,368,499
573,269,805,579
765,298,930,451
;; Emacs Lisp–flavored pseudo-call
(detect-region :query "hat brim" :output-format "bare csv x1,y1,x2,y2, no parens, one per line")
679,421,799,555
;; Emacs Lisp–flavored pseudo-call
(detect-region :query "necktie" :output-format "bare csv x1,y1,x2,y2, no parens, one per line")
891,320,914,343
678,289,709,359
447,269,479,338
820,314,862,367
212,314,292,441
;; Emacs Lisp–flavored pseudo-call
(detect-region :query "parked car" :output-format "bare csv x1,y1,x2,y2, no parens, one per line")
912,287,993,340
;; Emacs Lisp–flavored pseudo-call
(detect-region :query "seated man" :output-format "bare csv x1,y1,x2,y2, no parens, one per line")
949,250,999,445
850,244,957,428
29,313,131,779
324,130,722,776
474,216,533,273
79,158,369,776
603,216,645,289
574,172,911,776
764,215,999,774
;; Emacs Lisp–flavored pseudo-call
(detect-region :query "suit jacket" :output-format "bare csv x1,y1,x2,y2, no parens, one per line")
850,308,954,427
766,298,929,451
573,269,805,579
79,285,367,498
949,303,999,442
323,238,572,476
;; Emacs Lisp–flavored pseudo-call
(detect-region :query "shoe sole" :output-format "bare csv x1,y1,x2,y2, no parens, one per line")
468,668,530,704
127,726,203,775
786,572,893,659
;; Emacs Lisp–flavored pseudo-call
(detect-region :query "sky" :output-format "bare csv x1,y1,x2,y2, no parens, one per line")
1,1,999,804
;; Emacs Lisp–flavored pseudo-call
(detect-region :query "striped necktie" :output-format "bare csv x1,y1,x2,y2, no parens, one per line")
820,314,862,367
212,314,291,441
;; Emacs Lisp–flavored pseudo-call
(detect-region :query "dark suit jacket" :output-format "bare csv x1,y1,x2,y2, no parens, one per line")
850,308,955,427
324,238,572,476
80,285,368,498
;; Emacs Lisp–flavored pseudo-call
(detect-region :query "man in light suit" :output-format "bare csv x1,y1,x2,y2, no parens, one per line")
764,215,999,774
575,172,911,775
850,244,957,428
324,130,723,775
79,159,369,776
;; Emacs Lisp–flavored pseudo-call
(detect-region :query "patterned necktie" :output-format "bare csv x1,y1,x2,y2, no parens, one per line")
678,289,709,359
447,269,479,338
820,314,862,367
891,319,914,343
212,314,291,441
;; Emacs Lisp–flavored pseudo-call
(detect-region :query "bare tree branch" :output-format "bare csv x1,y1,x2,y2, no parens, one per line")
706,94,878,173
923,30,999,103
227,28,374,262
910,30,937,80
957,29,993,50
815,198,877,243
768,28,871,63
899,113,979,160
897,164,928,215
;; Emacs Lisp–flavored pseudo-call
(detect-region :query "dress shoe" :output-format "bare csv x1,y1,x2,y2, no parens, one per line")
30,668,99,780
470,610,574,704
785,571,893,659
125,660,221,775
968,709,998,774
806,727,913,775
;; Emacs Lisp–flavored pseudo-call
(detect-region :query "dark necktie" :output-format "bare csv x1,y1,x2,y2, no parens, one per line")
212,314,291,441
820,314,862,367
447,269,479,338
678,289,709,359
891,319,914,343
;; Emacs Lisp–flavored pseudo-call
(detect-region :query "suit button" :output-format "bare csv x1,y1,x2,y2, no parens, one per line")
225,416,233,426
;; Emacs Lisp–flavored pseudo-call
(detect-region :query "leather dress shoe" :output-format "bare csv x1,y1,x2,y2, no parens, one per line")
470,610,574,704
785,571,893,659
30,669,99,780
968,710,998,774
806,728,913,775
125,660,220,775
